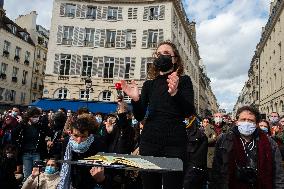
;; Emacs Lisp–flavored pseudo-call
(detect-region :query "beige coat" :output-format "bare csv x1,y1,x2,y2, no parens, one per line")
21,172,60,189
204,124,217,168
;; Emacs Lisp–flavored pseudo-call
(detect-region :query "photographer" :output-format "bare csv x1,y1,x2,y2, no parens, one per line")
21,159,60,189
209,106,284,189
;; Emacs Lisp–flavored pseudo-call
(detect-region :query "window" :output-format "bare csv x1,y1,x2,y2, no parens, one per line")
104,57,114,78
84,28,95,46
12,25,17,34
37,49,41,59
1,63,7,74
106,30,116,47
123,94,131,103
87,6,97,19
80,90,90,99
58,88,68,99
65,4,76,17
12,67,18,77
25,51,30,61
124,57,131,79
10,90,16,102
148,30,158,48
101,91,111,101
43,52,47,61
35,63,40,72
3,41,11,53
15,47,21,61
59,54,71,75
20,92,26,103
149,6,159,20
22,70,28,85
62,26,74,45
128,8,138,19
256,76,259,85
23,33,29,41
108,7,118,20
82,56,93,76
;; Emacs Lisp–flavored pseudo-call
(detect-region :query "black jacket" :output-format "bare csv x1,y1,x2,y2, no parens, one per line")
210,127,284,189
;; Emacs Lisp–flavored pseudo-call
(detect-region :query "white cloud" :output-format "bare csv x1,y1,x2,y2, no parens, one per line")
184,0,270,112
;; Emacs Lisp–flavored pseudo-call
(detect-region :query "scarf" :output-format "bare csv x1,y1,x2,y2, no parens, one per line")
57,134,94,189
228,130,273,189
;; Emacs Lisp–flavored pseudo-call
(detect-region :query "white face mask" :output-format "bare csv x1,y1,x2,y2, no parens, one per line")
214,117,222,124
237,121,256,136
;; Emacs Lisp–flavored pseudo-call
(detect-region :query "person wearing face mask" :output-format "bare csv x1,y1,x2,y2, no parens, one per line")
212,112,228,137
57,115,110,189
12,107,51,181
258,119,271,136
1,107,20,147
121,41,196,189
269,112,284,160
21,159,60,189
210,106,284,189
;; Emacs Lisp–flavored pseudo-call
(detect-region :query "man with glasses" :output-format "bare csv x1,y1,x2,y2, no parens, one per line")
210,106,284,189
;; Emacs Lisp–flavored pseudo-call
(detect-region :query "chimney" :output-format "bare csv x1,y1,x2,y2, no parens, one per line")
0,0,5,18
0,0,3,9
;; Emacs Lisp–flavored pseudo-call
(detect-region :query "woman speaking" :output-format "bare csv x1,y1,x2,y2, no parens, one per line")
121,41,196,189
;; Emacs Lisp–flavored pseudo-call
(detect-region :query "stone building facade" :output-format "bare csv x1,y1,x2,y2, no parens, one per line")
44,0,206,113
0,5,35,108
234,0,284,117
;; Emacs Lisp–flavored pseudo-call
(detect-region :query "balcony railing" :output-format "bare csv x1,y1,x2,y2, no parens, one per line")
3,50,9,57
105,42,115,48
62,38,73,45
24,59,30,65
12,76,17,83
0,73,6,79
14,55,20,62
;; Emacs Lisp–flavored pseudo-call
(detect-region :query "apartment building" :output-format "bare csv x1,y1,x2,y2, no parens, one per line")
0,4,35,108
43,0,205,113
15,11,49,102
234,0,284,117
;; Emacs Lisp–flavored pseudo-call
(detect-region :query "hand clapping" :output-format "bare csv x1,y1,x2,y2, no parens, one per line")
167,72,179,96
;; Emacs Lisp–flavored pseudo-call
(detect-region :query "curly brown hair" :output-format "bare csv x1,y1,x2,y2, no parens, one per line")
147,40,184,79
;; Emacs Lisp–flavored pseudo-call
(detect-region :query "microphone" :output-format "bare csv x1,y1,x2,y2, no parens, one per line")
115,82,123,100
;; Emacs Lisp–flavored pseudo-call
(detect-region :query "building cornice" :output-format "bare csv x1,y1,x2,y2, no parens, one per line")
256,0,284,56
59,0,200,59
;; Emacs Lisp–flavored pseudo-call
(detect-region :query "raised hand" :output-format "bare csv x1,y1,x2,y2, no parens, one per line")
90,166,105,183
167,72,179,96
121,80,139,101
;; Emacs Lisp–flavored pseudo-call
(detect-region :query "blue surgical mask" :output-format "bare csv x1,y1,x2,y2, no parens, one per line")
11,111,17,117
260,127,268,133
237,121,256,136
70,134,94,152
96,117,102,124
45,166,57,175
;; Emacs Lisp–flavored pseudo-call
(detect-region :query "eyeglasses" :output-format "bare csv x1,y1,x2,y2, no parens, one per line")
46,164,56,166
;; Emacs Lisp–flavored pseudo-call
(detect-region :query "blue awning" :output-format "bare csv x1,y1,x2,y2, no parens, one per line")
30,98,119,113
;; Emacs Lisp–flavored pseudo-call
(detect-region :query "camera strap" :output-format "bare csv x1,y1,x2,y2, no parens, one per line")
240,137,255,161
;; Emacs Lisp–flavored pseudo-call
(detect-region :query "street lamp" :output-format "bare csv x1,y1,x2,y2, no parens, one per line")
85,75,93,109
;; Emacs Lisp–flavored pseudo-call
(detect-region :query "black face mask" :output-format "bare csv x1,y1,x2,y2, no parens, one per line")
153,54,174,72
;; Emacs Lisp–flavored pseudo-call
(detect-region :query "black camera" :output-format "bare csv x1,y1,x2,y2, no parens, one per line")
236,166,257,185
34,160,45,167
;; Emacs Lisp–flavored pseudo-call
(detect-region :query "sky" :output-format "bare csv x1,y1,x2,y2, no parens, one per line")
3,0,271,112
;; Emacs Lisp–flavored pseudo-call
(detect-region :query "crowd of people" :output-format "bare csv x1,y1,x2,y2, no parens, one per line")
0,41,284,189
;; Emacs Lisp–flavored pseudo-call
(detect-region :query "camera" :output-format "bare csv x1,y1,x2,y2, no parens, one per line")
236,166,257,184
34,160,45,167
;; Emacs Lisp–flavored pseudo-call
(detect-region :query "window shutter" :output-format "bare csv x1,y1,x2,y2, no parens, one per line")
121,30,126,48
72,27,79,46
94,29,101,48
76,4,81,18
97,6,102,20
102,7,108,20
97,57,104,77
81,5,87,18
70,55,77,75
141,30,148,48
128,8,132,19
114,58,120,78
115,30,122,48
158,29,164,43
133,8,138,19
92,57,98,77
53,54,60,74
159,5,165,20
129,57,135,79
78,28,85,46
140,58,147,79
119,58,125,79
100,29,106,47
131,30,136,47
143,7,149,20
117,7,123,20
60,3,65,16
75,55,82,75
56,25,63,44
